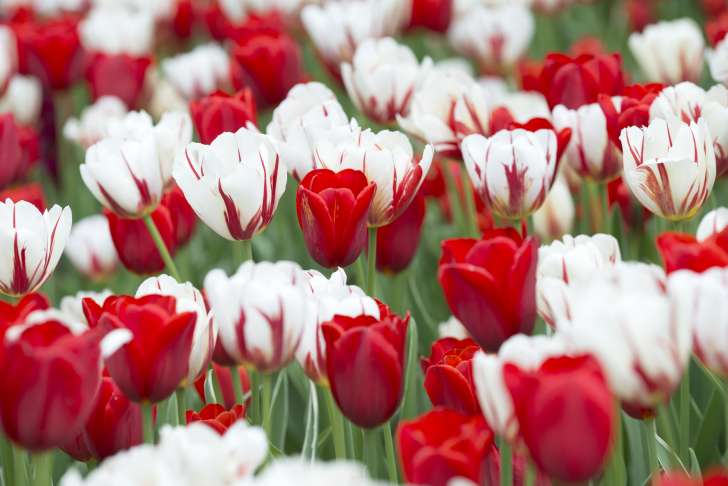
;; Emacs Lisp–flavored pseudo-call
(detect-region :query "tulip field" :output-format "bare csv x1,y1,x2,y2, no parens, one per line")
3,0,728,485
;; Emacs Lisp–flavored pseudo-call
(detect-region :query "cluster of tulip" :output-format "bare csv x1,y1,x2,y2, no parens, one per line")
4,0,728,485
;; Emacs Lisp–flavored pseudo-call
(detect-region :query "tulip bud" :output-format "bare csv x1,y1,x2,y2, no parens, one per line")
532,176,575,241
376,190,426,274
60,290,112,327
161,43,231,100
657,229,728,274
63,96,129,149
190,89,257,145
342,37,432,125
186,403,245,435
621,117,716,221
173,127,286,241
65,214,119,280
397,409,494,486
697,207,728,242
708,38,728,87
421,337,480,415
438,228,538,351
407,0,452,33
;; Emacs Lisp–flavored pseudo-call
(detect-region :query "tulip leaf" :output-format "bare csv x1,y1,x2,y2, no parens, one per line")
203,369,217,404
689,448,701,476
692,389,724,467
301,381,319,463
399,317,421,421
655,434,686,472
270,371,290,451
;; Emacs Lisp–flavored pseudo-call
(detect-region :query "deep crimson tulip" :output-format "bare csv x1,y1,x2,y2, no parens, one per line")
230,28,304,107
421,337,480,415
407,0,453,33
0,182,46,211
653,469,728,486
569,37,606,56
707,13,728,46
98,295,197,403
203,6,286,42
376,190,426,274
189,89,257,145
194,363,251,409
172,0,195,39
296,169,376,268
398,408,494,486
85,53,152,108
62,376,143,461
657,230,728,274
504,354,616,483
598,84,663,150
0,113,39,189
322,304,409,428
626,0,657,33
438,229,538,352
186,403,245,434
535,53,625,109
163,184,197,248
0,319,104,451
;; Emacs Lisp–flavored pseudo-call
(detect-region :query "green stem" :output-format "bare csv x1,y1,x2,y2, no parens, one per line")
460,167,480,237
142,401,154,444
12,444,26,486
176,388,187,426
604,409,626,486
30,452,52,486
601,183,612,235
1,434,14,486
240,239,253,263
230,366,245,406
354,257,367,290
324,389,347,460
362,427,380,478
657,404,678,456
261,372,272,436
441,161,464,231
679,361,690,462
523,460,536,486
642,419,659,479
366,228,377,296
500,441,512,486
212,369,224,405
345,421,357,460
143,214,181,281
382,422,398,483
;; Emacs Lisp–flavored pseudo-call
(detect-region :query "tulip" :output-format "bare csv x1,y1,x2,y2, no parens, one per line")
85,53,152,108
0,199,71,297
63,96,128,149
607,175,652,229
0,292,49,341
708,38,728,86
461,127,560,220
621,117,716,221
533,52,625,109
0,74,42,126
0,113,39,189
421,337,480,415
62,376,143,461
193,363,251,409
265,82,351,181
437,316,470,340
629,18,704,84
376,190,426,274
0,314,114,451
407,0,452,33
439,229,538,351
342,37,432,125
78,6,154,58
488,93,553,134
296,169,376,268
163,184,197,248
0,26,16,93
229,29,304,107
173,127,286,241
656,229,728,274
190,89,257,145
161,43,231,100
321,303,409,427
397,409,494,486
532,176,575,241
243,458,381,486
598,84,664,150
697,207,728,242
448,4,533,75
504,354,616,482
97,294,198,403
653,469,728,486
204,261,310,372
186,404,245,435
65,214,119,280
60,290,112,327
0,182,46,211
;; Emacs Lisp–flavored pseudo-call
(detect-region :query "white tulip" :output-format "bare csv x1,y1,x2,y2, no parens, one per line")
708,38,728,87
59,289,113,327
63,96,128,149
697,207,728,242
161,43,231,100
79,6,154,56
532,176,575,241
0,75,42,126
64,215,118,280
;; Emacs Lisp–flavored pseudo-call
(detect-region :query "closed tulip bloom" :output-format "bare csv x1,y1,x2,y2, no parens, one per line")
0,113,39,190
504,354,616,483
657,229,728,274
462,127,559,219
621,117,716,221
0,200,71,297
342,37,432,125
296,169,376,268
421,337,480,415
629,19,704,85
173,127,286,241
397,409,494,486
204,261,310,372
0,74,42,126
62,376,143,461
708,38,728,86
137,275,216,385
65,215,119,280
376,190,426,274
85,53,151,109
63,96,128,149
448,4,533,75
407,0,453,33
60,290,113,327
697,207,728,241
265,82,351,181
533,176,575,241
190,89,257,145
0,26,16,93
186,403,246,435
322,304,409,428
161,43,231,100
438,228,538,351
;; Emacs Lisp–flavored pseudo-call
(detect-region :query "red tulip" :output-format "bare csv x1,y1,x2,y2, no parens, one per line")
653,469,728,486
62,376,143,461
97,295,197,403
507,117,572,163
190,89,257,145
626,0,657,33
0,182,46,211
0,113,39,190
172,0,195,39
296,169,376,268
707,13,728,46
0,318,104,451
438,229,538,352
322,303,409,428
376,191,426,274
534,53,625,109
163,184,197,248
194,363,251,409
0,293,49,349
186,403,245,434
85,53,152,108
607,176,651,229
598,84,663,150
407,0,453,33
421,337,480,415
504,354,615,483
657,229,728,274
230,27,304,107
398,408,494,486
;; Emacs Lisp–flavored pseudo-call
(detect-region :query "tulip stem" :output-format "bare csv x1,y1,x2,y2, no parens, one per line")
324,389,347,459
441,161,464,231
11,443,26,486
142,401,154,444
366,228,377,296
230,366,245,406
261,372,273,436
500,440,512,486
238,239,253,264
362,427,380,478
143,214,181,281
460,168,480,237
642,419,659,478
523,460,536,486
679,360,691,462
176,388,187,426
1,434,13,486
382,422,398,483
30,452,52,486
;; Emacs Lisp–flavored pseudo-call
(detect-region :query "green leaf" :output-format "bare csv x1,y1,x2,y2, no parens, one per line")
399,317,421,421
270,371,290,451
692,389,725,467
655,434,686,472
301,381,319,463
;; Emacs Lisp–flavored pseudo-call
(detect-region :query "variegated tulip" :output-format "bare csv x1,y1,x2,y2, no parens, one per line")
63,96,128,149
173,127,286,241
0,75,42,126
697,207,728,241
620,117,716,221
64,215,118,280
708,38,728,87
161,43,231,100
532,176,575,241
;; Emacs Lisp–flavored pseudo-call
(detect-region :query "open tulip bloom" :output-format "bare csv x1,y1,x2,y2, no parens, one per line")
10,3,728,486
